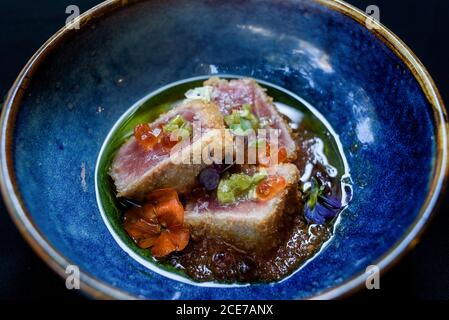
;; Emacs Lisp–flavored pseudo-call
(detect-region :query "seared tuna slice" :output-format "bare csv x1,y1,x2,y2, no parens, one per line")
110,100,229,200
204,77,297,161
184,163,300,252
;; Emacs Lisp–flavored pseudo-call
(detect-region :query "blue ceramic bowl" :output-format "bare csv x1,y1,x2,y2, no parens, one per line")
0,0,447,299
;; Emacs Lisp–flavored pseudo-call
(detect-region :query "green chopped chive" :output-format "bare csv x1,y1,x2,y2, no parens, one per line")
217,170,268,204
163,115,192,139
242,104,259,129
224,112,239,127
304,178,325,209
251,170,268,184
224,104,259,136
229,119,253,136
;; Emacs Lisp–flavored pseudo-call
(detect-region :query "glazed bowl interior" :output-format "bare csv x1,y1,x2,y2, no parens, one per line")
1,0,446,299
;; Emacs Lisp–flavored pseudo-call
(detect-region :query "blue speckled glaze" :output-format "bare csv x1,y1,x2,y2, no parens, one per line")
10,0,438,299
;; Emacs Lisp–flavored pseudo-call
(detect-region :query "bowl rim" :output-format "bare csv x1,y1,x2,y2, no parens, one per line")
0,0,448,300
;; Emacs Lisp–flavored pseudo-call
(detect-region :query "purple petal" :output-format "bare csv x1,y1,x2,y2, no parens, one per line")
315,202,338,219
319,195,342,210
304,204,326,225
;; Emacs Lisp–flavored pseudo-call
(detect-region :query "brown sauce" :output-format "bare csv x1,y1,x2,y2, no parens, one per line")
166,213,331,283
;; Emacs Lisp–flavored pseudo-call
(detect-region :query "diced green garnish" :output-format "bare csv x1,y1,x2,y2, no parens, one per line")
246,170,268,199
217,170,268,204
163,115,192,140
180,121,193,134
241,104,259,129
252,170,268,184
217,188,236,204
163,115,185,132
224,112,240,127
224,104,259,136
229,119,253,136
217,173,252,204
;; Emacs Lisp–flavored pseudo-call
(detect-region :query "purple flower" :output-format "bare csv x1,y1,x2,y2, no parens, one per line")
305,202,339,225
303,178,344,225
319,194,342,210
304,203,325,225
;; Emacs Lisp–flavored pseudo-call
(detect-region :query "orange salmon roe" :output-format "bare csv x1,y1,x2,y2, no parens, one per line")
256,175,287,201
134,123,158,151
159,132,180,149
258,145,288,166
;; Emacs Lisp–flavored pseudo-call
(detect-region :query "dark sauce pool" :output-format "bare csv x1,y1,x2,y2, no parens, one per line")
107,76,352,284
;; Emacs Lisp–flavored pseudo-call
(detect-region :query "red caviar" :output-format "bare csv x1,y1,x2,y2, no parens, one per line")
123,188,190,257
256,175,287,201
159,132,180,149
258,145,288,167
134,123,158,151
134,123,188,152
277,147,287,164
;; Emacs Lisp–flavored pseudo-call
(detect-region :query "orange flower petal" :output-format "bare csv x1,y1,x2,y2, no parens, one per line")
123,224,145,239
154,197,184,228
137,236,159,249
167,227,190,251
133,219,161,235
124,219,160,238
151,231,177,258
124,205,161,241
124,205,157,225
125,188,190,257
140,203,158,224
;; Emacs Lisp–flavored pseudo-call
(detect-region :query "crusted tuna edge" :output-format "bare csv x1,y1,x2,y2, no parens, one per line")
152,100,224,130
184,163,301,252
109,101,231,200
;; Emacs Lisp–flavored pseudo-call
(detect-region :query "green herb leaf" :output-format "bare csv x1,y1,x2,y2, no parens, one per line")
304,178,323,209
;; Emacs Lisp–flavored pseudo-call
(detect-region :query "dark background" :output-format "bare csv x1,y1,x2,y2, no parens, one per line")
0,0,448,300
